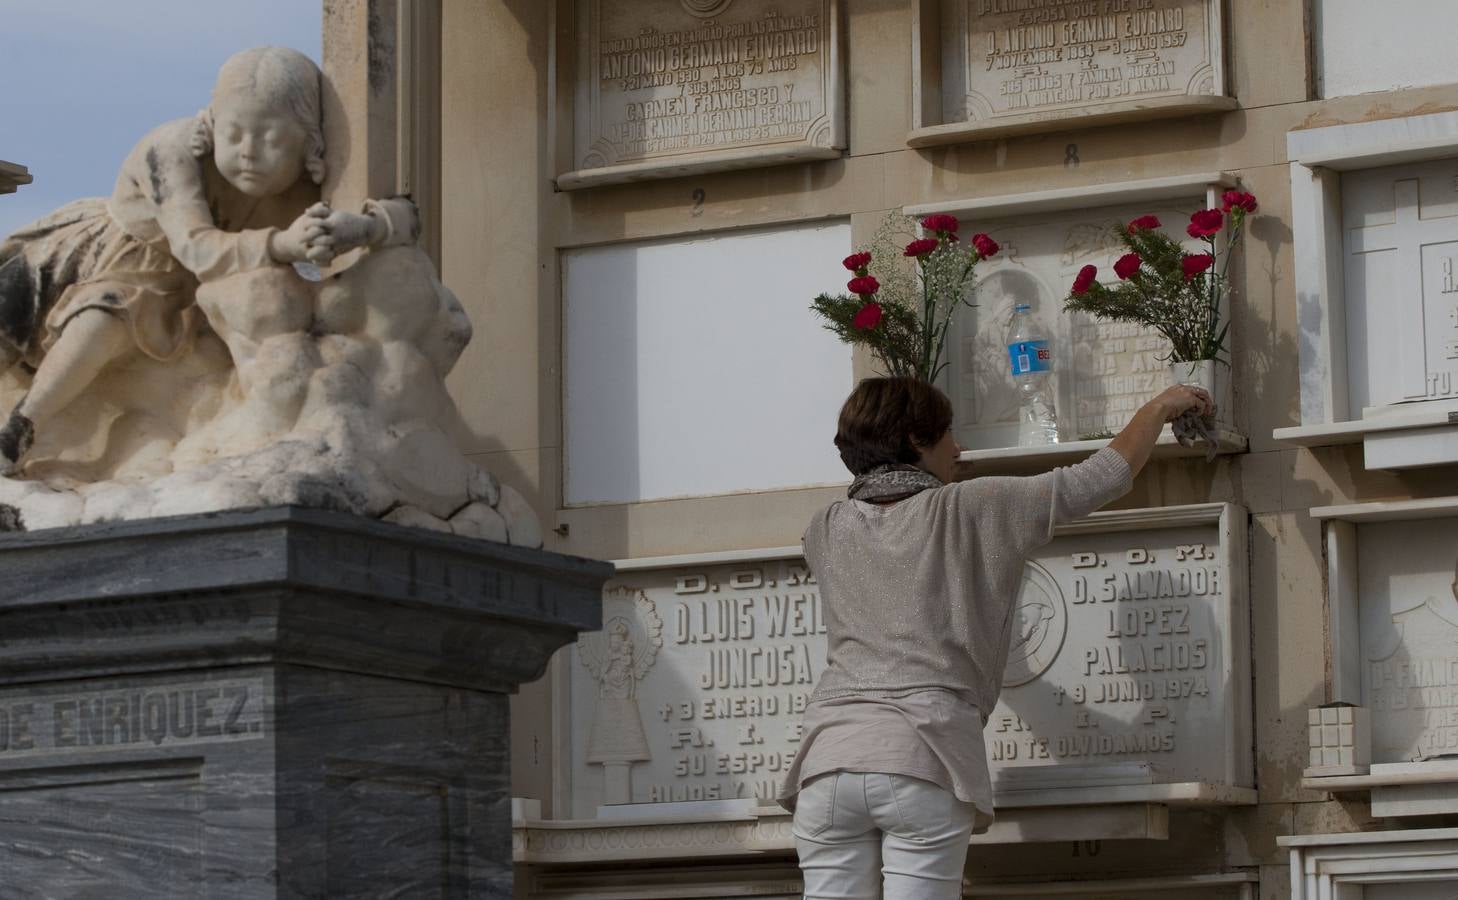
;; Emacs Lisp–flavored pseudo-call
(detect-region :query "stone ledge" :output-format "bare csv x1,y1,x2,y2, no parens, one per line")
906,96,1240,149
0,506,614,691
513,802,1171,863
512,781,1256,863
0,159,31,195
957,428,1246,475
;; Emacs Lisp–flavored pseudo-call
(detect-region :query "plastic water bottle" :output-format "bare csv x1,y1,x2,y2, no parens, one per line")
1006,304,1059,446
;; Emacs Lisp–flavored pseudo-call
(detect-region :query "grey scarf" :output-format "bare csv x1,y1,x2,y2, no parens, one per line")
847,464,944,503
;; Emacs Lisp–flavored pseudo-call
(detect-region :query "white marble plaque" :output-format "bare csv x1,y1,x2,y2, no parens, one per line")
1358,519,1458,763
944,0,1218,128
562,0,844,188
566,507,1248,817
1342,158,1458,412
946,199,1206,449
569,559,823,815
988,520,1238,783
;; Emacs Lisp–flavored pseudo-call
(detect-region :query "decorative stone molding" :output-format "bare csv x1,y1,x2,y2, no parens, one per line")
553,0,846,189
1306,704,1371,777
1277,110,1458,468
1308,498,1458,814
908,0,1236,147
1282,828,1458,899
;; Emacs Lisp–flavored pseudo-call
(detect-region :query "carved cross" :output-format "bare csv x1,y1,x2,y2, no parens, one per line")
1346,178,1458,400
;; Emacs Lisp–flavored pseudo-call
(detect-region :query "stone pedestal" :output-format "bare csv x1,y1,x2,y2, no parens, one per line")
0,507,611,899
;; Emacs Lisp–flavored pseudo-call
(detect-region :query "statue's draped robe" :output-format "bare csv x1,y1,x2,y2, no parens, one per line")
0,118,318,366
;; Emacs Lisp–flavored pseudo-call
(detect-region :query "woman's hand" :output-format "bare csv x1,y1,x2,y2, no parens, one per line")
1108,384,1215,478
1151,384,1214,422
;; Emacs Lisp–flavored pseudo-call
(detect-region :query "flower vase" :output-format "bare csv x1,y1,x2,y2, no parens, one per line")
1167,359,1230,430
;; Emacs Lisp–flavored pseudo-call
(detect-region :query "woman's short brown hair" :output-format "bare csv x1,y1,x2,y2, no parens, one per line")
834,377,953,476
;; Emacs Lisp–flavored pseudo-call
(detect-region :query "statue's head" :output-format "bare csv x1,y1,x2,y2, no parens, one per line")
192,47,326,197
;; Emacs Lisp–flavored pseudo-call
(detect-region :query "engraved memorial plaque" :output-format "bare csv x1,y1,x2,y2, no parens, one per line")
560,0,844,188
1341,158,1458,412
989,520,1244,787
945,199,1209,449
569,558,823,814
1357,519,1458,763
912,0,1230,144
566,506,1249,817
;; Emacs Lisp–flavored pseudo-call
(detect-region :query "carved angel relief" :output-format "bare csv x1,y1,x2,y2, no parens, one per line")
577,587,664,804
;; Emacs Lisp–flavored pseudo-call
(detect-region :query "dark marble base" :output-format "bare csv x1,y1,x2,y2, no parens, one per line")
0,508,610,899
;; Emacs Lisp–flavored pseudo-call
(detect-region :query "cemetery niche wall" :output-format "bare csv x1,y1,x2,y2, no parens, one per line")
908,0,1235,147
1307,498,1458,819
554,0,845,189
907,174,1246,466
1279,110,1458,469
513,502,1252,866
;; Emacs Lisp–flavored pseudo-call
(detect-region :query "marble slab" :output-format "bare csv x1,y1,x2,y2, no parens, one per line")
563,504,1249,818
0,507,613,898
1355,516,1458,763
911,0,1233,145
558,0,844,189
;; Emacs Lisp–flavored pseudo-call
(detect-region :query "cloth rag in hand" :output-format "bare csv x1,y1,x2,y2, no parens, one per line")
1171,408,1220,462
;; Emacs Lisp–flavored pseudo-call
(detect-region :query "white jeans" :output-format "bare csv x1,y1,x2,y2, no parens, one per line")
792,772,976,900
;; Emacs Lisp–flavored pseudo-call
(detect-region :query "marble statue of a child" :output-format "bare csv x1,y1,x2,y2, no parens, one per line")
0,46,409,476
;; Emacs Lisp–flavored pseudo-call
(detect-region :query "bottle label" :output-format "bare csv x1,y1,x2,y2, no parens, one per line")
1008,340,1051,376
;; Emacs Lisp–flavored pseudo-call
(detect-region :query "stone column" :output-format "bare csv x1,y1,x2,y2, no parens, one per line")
322,0,401,208
322,0,441,266
0,507,611,898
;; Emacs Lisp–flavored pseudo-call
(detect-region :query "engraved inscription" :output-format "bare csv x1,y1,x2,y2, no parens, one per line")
572,560,822,809
1359,521,1458,762
583,0,835,168
995,535,1223,767
0,678,267,759
963,0,1220,123
570,518,1240,816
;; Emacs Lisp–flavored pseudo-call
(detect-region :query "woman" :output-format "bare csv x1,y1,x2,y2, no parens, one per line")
779,376,1213,898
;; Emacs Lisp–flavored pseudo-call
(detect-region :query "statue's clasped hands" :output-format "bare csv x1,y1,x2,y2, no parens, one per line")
279,202,388,268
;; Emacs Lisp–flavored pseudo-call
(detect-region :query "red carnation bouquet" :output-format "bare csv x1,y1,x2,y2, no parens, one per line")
812,212,998,382
1062,190,1256,364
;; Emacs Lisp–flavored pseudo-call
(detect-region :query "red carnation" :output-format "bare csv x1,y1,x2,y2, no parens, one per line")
903,238,939,258
1127,214,1161,233
852,302,883,330
1181,253,1215,280
1071,264,1098,294
971,233,1000,258
843,251,872,272
921,213,959,235
1113,252,1143,280
847,275,880,295
1221,190,1258,214
1186,208,1224,238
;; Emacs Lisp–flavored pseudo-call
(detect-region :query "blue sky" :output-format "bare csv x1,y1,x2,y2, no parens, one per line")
0,1,321,237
